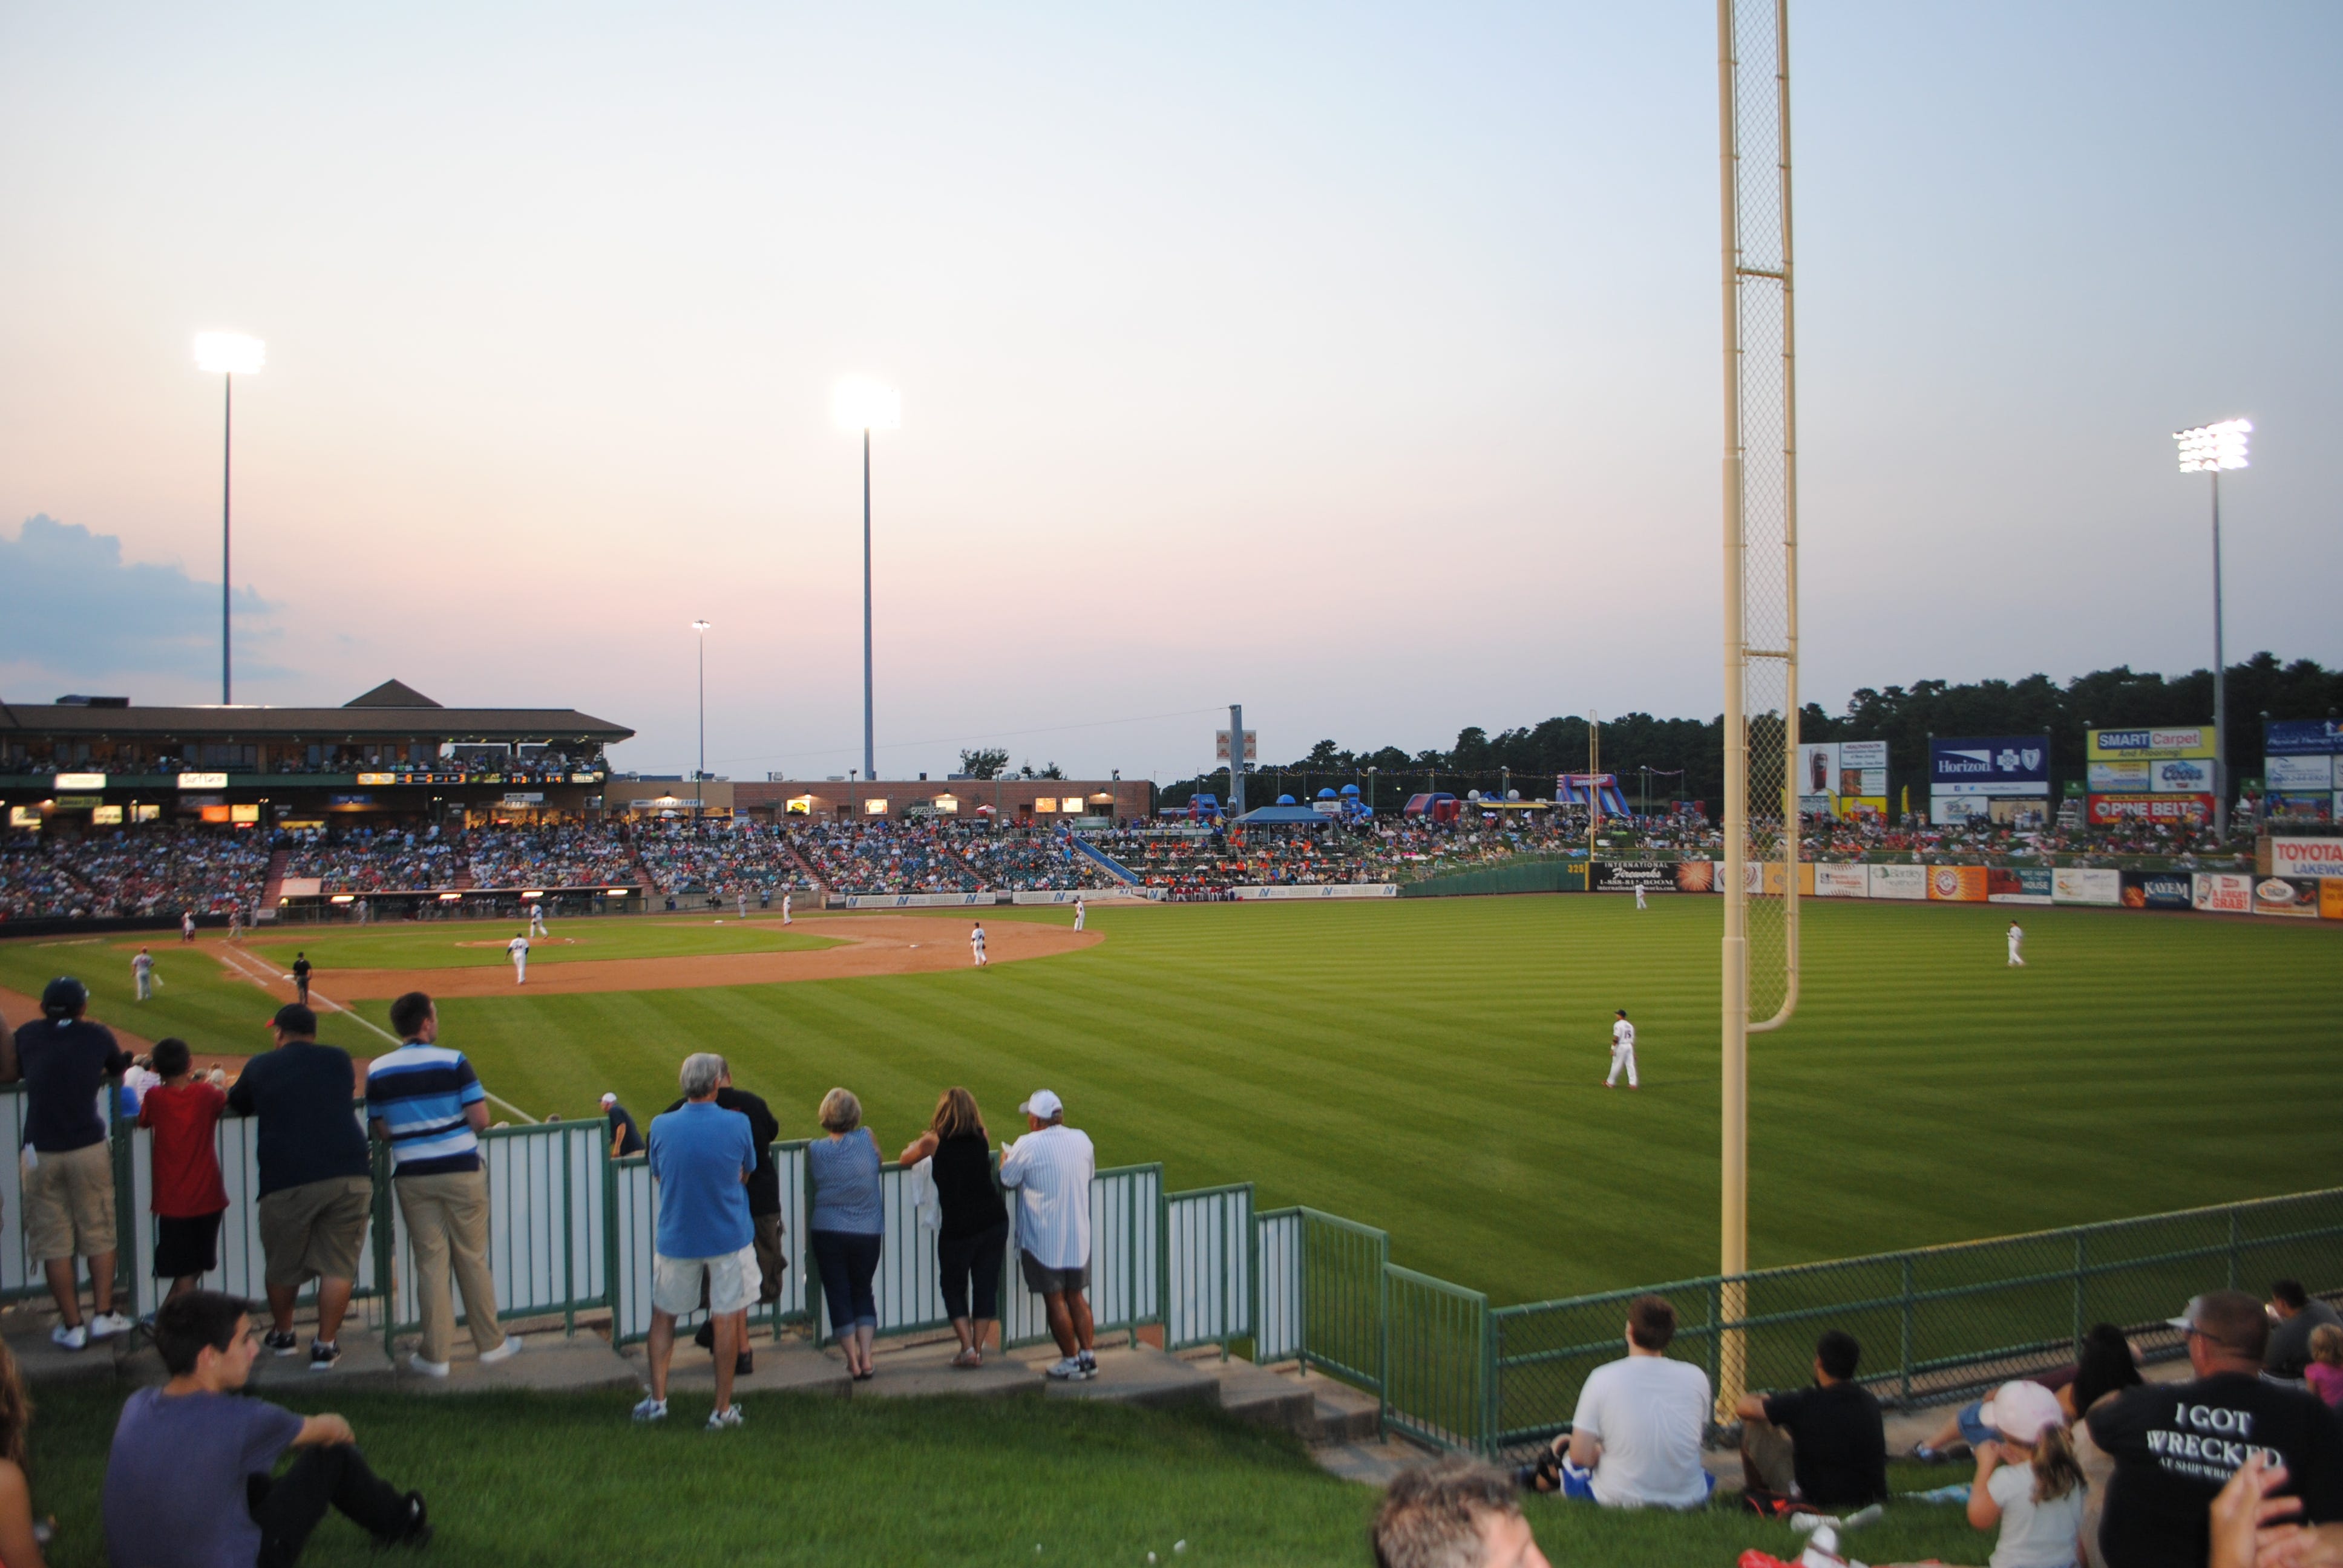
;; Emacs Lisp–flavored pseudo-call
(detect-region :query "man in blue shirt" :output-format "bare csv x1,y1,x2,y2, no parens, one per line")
635,1052,755,1430
364,991,520,1379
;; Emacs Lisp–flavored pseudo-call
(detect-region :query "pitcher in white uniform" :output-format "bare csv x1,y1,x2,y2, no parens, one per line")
782,891,793,926
529,902,549,938
508,932,531,984
1605,1010,1638,1089
1072,896,1086,933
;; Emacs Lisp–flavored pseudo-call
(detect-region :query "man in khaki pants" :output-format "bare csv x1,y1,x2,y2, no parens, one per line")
2,977,136,1350
364,991,520,1377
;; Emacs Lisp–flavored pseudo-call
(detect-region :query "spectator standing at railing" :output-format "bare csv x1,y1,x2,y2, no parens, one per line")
1516,1295,1712,1508
808,1088,884,1380
1731,1328,1887,1511
366,991,522,1378
999,1088,1096,1382
663,1062,782,1377
600,1091,645,1158
228,1004,374,1371
0,977,134,1350
137,1037,229,1312
898,1088,1010,1369
634,1053,757,1429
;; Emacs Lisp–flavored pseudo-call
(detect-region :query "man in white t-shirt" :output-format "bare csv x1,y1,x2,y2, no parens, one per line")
506,933,529,984
2005,921,2024,967
1520,1295,1713,1509
1605,1010,1638,1089
998,1089,1096,1380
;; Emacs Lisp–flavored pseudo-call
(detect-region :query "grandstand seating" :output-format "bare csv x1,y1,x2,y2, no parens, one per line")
1,826,272,920
956,830,1121,892
789,822,978,894
636,822,818,896
465,826,640,890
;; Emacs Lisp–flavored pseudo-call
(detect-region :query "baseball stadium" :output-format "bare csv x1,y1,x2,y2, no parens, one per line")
4,7,2341,1568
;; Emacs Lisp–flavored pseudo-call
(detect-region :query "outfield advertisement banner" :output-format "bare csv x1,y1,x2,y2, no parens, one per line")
2123,871,2194,910
1987,867,2053,904
2088,761,2152,792
2269,837,2343,880
1232,883,1398,899
1671,861,1718,893
2267,756,2336,792
1740,861,1791,897
841,891,998,909
2088,727,2215,760
2192,873,2254,914
1813,864,1869,898
1869,864,1927,900
2252,876,2322,919
1926,864,1988,902
1930,736,2051,797
1591,863,1675,893
2326,879,2343,921
2088,792,2212,825
2264,719,2343,756
2052,867,2122,906
1009,889,1153,904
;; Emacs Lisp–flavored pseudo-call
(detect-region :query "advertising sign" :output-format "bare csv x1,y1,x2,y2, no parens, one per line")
2051,867,2122,906
1926,864,1988,902
1839,739,1889,791
2123,871,2192,910
176,771,229,789
51,773,106,789
1671,861,1718,893
1813,864,1869,898
1869,864,1927,900
2264,719,2343,756
2191,872,2253,914
2269,837,2343,879
1986,867,2053,904
2148,757,2215,794
1930,737,2050,797
1740,861,1791,897
1837,797,1889,822
1797,743,1840,805
1593,863,1675,893
2088,761,2152,792
2252,876,2321,918
2088,727,2215,760
2087,793,2212,826
2267,756,2335,792
2325,880,2343,921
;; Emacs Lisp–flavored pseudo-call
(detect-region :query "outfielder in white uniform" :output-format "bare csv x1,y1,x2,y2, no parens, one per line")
180,911,196,944
133,949,155,1001
1634,883,1647,911
1605,1010,1638,1089
782,892,793,926
1072,897,1086,933
508,932,530,984
2006,921,2024,967
971,923,988,967
529,902,549,938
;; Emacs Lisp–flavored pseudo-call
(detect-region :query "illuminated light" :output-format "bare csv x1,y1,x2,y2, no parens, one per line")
832,377,902,432
438,892,462,901
606,887,631,895
522,890,543,900
2174,417,2250,473
194,332,266,376
53,773,107,789
330,894,355,904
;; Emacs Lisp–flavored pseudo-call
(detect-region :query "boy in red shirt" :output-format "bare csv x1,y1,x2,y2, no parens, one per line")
136,1037,231,1306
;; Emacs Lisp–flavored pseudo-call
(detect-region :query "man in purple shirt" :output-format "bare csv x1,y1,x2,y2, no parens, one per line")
102,1290,431,1567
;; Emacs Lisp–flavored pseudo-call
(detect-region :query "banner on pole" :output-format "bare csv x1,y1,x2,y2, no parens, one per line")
1929,737,2050,797
2088,793,2212,825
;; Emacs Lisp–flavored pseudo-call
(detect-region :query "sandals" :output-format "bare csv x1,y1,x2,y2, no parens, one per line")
951,1348,984,1370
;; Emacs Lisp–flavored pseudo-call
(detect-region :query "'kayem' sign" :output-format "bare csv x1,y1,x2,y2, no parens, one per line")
2268,837,2343,880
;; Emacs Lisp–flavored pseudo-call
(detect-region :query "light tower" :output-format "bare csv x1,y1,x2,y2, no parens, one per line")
194,332,265,703
2173,419,2250,839
834,378,902,783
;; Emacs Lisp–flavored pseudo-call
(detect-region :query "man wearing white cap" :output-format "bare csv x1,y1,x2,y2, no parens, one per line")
998,1089,1095,1380
600,1092,645,1160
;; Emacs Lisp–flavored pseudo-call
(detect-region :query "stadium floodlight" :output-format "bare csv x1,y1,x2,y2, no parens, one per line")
692,620,712,823
194,332,265,704
2173,419,2250,840
834,377,902,782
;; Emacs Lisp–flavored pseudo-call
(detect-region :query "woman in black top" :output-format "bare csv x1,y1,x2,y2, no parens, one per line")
899,1087,1010,1368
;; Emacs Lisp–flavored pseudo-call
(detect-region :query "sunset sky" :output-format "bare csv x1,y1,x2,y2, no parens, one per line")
3,3,2336,781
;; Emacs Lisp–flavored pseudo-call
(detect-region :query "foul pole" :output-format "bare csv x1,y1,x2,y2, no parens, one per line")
1717,0,1801,1417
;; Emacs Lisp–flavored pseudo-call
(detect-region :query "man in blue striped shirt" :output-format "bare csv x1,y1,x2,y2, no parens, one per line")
364,990,523,1378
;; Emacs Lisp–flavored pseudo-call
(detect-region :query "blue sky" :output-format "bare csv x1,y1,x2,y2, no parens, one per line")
1,3,2334,777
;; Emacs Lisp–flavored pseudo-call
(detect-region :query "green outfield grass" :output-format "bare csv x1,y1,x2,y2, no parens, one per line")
2,898,2333,1305
243,915,839,971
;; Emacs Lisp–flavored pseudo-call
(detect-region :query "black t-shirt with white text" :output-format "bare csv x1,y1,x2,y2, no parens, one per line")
2088,1371,2343,1568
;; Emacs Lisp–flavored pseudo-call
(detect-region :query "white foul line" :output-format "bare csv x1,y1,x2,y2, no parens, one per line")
209,944,539,1125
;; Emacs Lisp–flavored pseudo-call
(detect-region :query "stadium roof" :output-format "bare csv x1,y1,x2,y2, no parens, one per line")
0,681,632,743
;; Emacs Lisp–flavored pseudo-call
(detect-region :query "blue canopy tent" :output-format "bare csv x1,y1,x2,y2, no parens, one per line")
1231,804,1334,826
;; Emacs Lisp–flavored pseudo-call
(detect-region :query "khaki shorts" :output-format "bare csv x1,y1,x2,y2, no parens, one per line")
257,1175,375,1288
653,1245,759,1318
23,1142,116,1262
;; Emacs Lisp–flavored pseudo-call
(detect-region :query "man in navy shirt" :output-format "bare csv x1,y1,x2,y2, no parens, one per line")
633,1053,756,1430
227,1005,373,1371
0,977,135,1349
103,1289,428,1567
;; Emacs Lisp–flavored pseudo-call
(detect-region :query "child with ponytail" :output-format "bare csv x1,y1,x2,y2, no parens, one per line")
1967,1379,2088,1568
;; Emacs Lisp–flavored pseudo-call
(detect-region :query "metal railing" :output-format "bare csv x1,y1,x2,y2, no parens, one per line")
1165,1183,1253,1354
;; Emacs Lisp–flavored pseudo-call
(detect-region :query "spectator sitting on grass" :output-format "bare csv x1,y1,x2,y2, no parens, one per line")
2268,1281,2343,1383
2090,1291,2343,1568
1,976,135,1350
1965,1380,2087,1568
634,1053,757,1429
0,1339,49,1568
1516,1293,1712,1509
1374,1456,1550,1568
102,1290,430,1567
137,1036,231,1310
1731,1328,1888,1511
227,1004,375,1371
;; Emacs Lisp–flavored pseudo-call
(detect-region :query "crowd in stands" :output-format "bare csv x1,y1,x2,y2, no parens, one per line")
956,829,1120,892
788,822,979,895
0,827,270,921
464,826,636,890
286,829,466,893
4,748,610,780
635,822,817,898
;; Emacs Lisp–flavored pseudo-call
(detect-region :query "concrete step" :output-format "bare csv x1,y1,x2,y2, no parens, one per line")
1021,1344,1221,1412
389,1332,638,1396
851,1335,1042,1400
1303,1376,1384,1443
618,1332,851,1400
1314,1437,1437,1488
1188,1353,1316,1438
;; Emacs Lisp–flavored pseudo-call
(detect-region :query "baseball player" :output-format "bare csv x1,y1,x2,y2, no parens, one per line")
291,952,312,1005
1604,1009,1638,1089
529,901,549,938
132,948,155,1001
781,890,792,926
737,890,749,920
1634,882,1647,912
508,931,531,984
2006,921,2024,967
970,922,988,967
227,906,243,944
180,910,196,944
1073,895,1086,933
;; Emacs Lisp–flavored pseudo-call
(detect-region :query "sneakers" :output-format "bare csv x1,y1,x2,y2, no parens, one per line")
479,1334,524,1366
393,1491,432,1548
631,1396,669,1423
706,1404,745,1431
88,1311,134,1341
309,1340,341,1371
264,1328,300,1356
50,1323,87,1351
407,1353,451,1379
1045,1356,1094,1381
1076,1350,1098,1376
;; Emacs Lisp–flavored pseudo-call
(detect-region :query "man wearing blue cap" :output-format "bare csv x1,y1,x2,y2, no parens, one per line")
0,978,135,1348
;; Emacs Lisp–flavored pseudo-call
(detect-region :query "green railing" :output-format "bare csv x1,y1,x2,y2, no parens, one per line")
1293,1208,1389,1394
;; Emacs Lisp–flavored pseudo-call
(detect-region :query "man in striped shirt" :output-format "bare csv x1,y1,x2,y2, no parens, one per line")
364,991,522,1378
